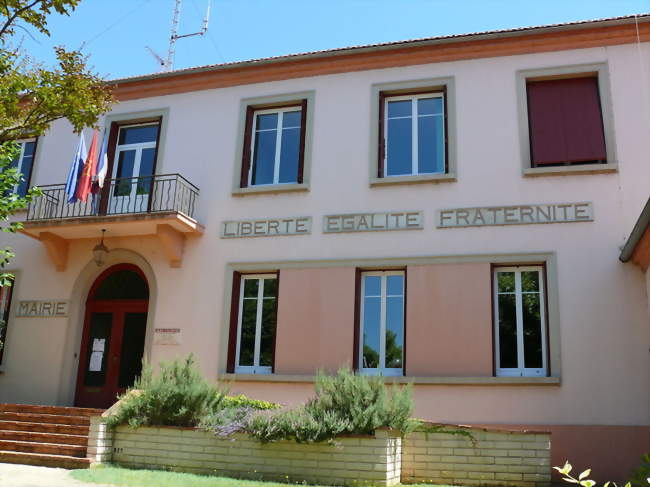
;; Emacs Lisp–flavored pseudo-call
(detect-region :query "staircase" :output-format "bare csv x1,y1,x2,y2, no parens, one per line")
0,404,104,469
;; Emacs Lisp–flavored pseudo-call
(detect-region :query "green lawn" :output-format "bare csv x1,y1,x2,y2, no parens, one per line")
70,466,453,487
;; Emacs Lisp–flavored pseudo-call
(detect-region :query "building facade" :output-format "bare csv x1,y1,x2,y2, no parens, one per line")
0,15,649,481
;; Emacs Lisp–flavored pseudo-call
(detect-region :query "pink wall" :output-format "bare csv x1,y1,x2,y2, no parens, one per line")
406,263,493,376
274,267,356,374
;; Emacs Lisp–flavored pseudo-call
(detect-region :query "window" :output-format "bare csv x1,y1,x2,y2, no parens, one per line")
493,266,547,377
233,274,278,374
380,92,446,178
112,122,159,197
0,278,15,365
241,102,306,188
358,271,404,376
8,139,37,197
526,76,606,167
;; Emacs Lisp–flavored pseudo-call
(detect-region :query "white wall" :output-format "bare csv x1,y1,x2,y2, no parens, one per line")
0,42,648,427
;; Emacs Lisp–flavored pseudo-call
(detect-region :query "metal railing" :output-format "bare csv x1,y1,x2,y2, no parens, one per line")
26,173,199,221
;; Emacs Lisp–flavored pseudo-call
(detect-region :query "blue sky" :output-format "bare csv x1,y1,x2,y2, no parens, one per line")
14,0,650,80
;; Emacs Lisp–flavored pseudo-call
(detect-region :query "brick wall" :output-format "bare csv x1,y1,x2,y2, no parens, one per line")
401,428,551,487
103,425,401,486
88,419,550,487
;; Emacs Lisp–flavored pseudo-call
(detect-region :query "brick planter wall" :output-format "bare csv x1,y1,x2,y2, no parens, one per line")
88,421,401,486
401,427,551,487
88,419,551,487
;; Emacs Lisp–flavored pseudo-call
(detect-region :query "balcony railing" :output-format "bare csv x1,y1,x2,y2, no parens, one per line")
26,173,199,221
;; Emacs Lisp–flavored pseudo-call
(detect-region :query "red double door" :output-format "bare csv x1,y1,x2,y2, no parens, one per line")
75,265,148,409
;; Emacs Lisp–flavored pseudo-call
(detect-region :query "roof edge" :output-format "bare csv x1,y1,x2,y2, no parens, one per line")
620,197,650,262
109,13,650,86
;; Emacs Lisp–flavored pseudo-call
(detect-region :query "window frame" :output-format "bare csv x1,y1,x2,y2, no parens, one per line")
516,63,618,177
233,273,279,375
493,265,548,378
111,121,160,198
370,77,457,187
0,277,15,365
357,269,405,377
381,91,447,179
233,91,314,195
9,138,38,197
246,105,305,188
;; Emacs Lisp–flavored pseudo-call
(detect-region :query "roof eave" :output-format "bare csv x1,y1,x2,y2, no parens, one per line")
109,13,650,87
620,197,650,262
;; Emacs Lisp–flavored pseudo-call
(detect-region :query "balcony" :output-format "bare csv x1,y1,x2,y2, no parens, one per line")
21,174,204,270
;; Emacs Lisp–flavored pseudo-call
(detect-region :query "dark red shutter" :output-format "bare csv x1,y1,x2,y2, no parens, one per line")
240,107,255,188
527,77,606,165
352,268,362,371
377,93,387,178
226,271,242,373
297,100,307,184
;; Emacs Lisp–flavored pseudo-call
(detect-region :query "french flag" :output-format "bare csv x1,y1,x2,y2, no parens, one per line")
65,133,87,203
96,129,108,189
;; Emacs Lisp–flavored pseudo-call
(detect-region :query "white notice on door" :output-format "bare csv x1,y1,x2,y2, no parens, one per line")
92,338,105,352
88,351,103,372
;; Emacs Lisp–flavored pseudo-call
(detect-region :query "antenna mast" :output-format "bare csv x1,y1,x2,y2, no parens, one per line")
146,0,211,72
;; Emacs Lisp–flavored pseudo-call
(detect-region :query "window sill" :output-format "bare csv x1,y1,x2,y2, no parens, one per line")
370,173,456,187
220,373,560,386
523,163,618,177
232,183,309,196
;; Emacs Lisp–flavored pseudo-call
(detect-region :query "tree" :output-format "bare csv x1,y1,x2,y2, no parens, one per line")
0,0,114,349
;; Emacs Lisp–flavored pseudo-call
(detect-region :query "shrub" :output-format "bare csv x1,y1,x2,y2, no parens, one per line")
221,394,280,411
106,355,226,429
245,368,420,443
555,460,650,487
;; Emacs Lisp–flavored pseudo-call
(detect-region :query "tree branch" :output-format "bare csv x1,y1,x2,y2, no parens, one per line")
0,0,42,38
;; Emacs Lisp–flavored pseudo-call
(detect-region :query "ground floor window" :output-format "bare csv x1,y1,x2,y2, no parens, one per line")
235,274,278,374
0,279,14,365
359,270,404,376
493,266,547,377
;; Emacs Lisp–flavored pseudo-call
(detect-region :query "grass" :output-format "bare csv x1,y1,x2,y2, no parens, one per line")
70,465,455,487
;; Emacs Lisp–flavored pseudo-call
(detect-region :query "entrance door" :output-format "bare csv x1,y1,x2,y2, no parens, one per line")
75,264,149,409
108,123,159,215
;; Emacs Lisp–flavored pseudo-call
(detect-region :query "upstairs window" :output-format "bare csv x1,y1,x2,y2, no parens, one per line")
241,102,307,188
8,139,37,197
233,274,278,374
358,270,405,376
493,266,548,377
380,92,446,177
526,76,606,167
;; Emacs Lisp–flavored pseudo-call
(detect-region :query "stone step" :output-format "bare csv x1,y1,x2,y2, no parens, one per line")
0,439,86,457
0,411,91,426
0,420,89,436
0,429,88,446
0,450,91,469
0,404,104,418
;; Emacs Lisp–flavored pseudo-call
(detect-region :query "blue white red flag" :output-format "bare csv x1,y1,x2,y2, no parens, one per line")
65,133,87,203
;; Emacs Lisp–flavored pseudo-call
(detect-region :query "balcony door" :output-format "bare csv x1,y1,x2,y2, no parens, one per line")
108,123,159,215
75,264,149,409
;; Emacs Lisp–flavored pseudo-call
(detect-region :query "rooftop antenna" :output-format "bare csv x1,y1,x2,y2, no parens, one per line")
146,0,211,72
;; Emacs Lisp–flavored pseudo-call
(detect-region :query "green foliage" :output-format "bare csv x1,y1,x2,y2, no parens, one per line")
246,368,420,443
1,1,81,37
0,0,114,280
629,453,650,487
220,394,279,411
554,460,649,487
106,355,226,429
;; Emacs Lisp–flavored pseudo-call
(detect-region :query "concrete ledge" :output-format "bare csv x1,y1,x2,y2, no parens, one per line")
220,373,561,386
523,163,618,177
